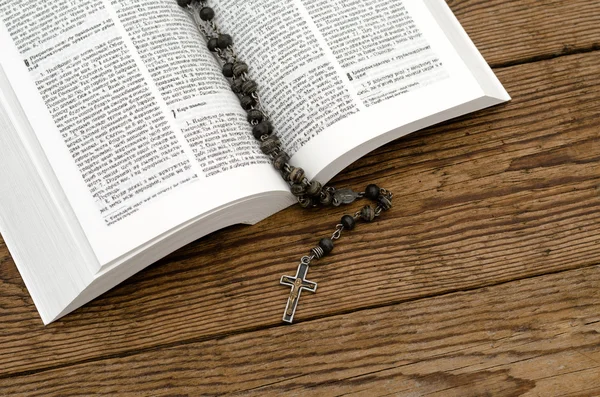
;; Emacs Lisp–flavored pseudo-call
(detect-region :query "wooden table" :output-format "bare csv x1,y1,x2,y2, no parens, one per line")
2,0,599,395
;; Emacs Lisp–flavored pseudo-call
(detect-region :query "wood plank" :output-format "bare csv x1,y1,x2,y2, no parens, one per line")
450,0,600,66
1,50,598,376
2,265,599,395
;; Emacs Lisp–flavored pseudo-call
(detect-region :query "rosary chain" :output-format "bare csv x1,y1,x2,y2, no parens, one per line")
179,0,393,268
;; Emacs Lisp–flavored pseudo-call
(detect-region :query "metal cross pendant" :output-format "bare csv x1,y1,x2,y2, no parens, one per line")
280,257,317,323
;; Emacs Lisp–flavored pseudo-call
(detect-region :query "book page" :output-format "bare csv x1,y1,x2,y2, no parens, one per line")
209,0,487,176
304,0,448,107
210,0,361,156
0,0,288,266
109,0,274,177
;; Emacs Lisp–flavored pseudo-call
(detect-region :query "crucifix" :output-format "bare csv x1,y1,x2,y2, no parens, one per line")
280,257,317,323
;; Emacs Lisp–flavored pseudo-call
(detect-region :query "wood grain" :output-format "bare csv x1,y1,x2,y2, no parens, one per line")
1,48,598,378
449,0,600,67
1,265,598,396
1,0,599,393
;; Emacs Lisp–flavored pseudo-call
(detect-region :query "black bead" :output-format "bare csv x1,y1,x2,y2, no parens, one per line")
248,110,264,125
365,184,380,200
306,180,322,197
298,197,313,208
232,62,248,77
288,167,305,183
319,238,334,255
207,37,218,52
273,152,289,170
222,63,234,78
177,0,192,7
360,205,375,222
291,184,305,196
217,34,233,49
199,7,215,20
378,196,392,211
242,80,258,95
260,136,280,155
320,190,333,206
231,78,243,93
341,215,356,230
252,120,272,139
240,95,256,109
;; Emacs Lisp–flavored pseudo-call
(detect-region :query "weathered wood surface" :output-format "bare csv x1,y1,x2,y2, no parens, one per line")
2,49,599,378
0,0,599,395
450,0,600,67
2,266,599,395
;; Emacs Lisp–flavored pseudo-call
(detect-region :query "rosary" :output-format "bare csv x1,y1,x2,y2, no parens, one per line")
178,0,393,323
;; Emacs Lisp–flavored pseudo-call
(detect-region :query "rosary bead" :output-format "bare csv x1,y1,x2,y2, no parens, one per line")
207,37,218,52
232,62,249,77
273,152,289,170
341,214,356,230
306,180,322,197
260,136,280,155
365,184,380,200
291,184,306,196
319,238,334,255
378,196,392,211
247,110,264,125
252,119,272,139
199,7,215,20
217,34,233,50
222,63,234,78
298,197,313,208
288,167,305,183
360,205,376,222
240,95,256,109
319,190,333,206
242,80,258,95
231,78,243,93
177,0,191,7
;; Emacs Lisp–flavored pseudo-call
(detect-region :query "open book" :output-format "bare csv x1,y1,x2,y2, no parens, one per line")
0,0,509,324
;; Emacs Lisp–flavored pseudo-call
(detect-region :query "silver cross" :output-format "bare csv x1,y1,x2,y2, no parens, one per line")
280,258,317,323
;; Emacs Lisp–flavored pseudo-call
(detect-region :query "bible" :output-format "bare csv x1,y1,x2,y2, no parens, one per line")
0,0,509,324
